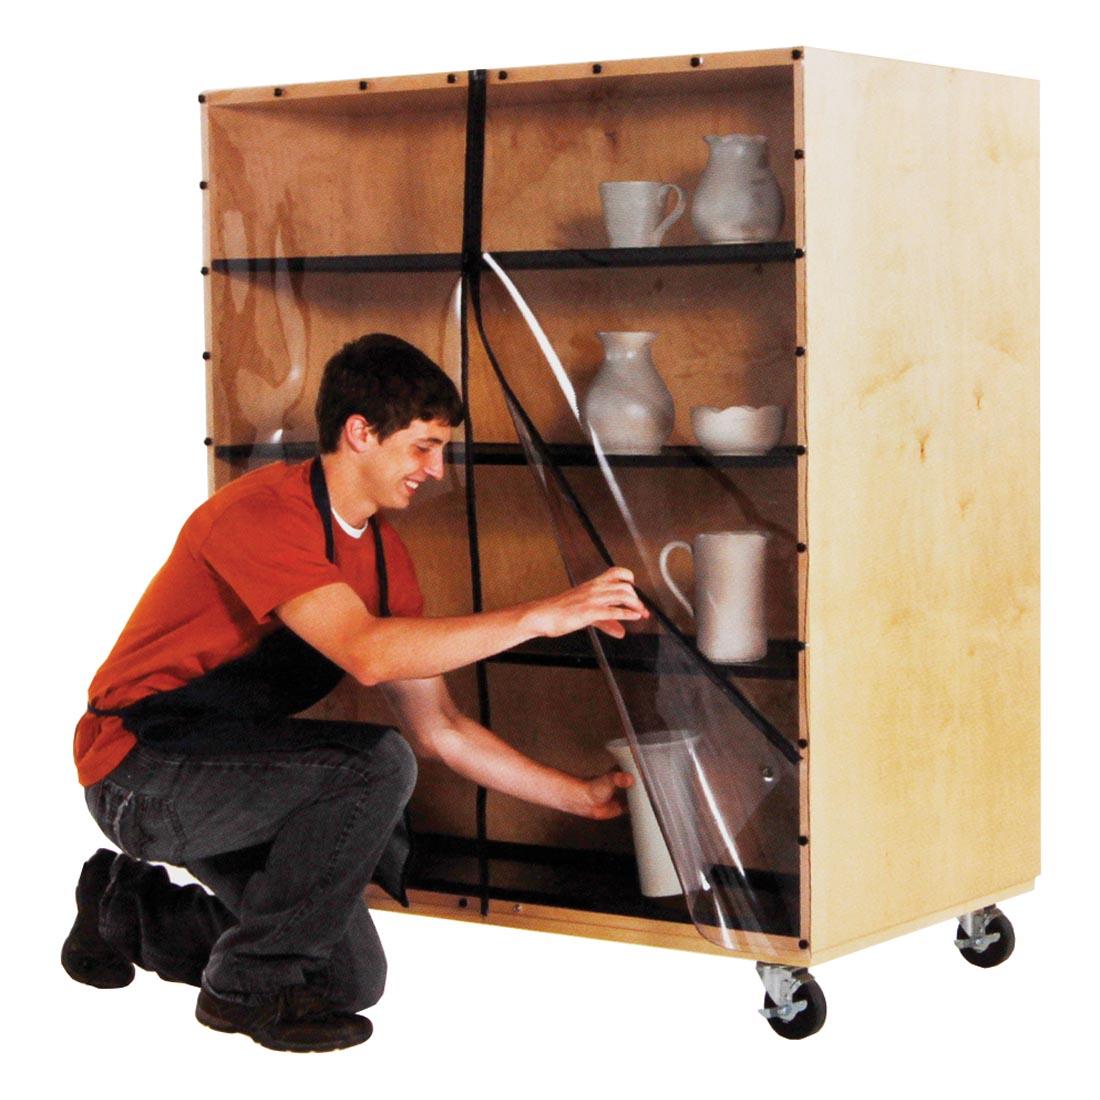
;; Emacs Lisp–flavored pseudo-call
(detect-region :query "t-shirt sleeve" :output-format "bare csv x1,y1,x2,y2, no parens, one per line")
382,523,425,618
199,492,344,623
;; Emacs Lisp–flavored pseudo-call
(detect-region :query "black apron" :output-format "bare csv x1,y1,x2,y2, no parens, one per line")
88,457,413,905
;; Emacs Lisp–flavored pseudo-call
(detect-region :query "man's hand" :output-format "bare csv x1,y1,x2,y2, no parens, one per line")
524,567,649,640
571,767,634,820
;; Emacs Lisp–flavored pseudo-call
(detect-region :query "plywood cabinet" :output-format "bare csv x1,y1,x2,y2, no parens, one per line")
200,47,1038,1035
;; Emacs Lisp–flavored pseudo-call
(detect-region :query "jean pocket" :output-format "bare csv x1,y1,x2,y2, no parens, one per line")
87,778,183,864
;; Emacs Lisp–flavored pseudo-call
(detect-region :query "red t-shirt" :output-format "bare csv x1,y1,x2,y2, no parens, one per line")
74,461,424,786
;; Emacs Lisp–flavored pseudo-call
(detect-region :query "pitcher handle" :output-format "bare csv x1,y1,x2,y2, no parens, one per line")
658,540,694,616
652,184,686,243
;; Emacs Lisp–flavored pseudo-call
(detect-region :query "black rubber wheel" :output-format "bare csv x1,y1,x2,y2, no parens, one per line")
763,977,827,1040
956,913,1015,968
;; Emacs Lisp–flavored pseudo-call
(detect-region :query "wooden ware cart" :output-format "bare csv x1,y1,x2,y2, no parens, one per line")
199,46,1039,1038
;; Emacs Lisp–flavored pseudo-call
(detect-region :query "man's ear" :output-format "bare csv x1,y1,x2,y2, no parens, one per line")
343,415,378,453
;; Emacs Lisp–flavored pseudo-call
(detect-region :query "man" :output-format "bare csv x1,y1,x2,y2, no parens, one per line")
63,333,647,1053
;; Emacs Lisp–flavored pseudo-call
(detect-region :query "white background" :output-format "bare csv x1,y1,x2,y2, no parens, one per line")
5,0,1091,1092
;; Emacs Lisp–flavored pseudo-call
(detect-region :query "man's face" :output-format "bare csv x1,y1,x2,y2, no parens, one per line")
361,417,453,511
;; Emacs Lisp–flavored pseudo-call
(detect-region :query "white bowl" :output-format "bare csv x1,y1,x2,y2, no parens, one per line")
691,405,785,455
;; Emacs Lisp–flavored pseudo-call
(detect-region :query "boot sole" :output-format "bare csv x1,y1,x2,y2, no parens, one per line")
195,1003,371,1052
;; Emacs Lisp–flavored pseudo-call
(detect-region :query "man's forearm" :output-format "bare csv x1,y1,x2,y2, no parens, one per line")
427,712,587,816
352,605,541,685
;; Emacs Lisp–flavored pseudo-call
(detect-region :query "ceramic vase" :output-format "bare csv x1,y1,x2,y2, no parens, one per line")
582,331,674,455
606,732,699,897
691,133,784,244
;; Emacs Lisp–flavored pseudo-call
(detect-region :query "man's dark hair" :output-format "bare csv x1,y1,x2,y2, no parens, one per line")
315,333,464,452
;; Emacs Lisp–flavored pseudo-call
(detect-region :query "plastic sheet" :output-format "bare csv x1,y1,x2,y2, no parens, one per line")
471,255,802,947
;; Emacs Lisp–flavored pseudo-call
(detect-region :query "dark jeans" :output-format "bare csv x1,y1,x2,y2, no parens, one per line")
84,723,417,1011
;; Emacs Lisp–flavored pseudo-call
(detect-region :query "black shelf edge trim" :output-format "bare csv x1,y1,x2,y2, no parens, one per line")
487,635,803,681
488,242,798,269
213,440,801,469
209,242,796,276
211,254,464,274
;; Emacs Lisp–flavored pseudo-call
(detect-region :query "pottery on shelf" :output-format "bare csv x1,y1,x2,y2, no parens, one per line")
582,331,674,455
606,731,700,897
691,133,784,244
691,405,784,455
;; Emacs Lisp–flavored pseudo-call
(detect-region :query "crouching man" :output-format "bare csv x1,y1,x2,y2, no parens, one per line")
63,333,645,1052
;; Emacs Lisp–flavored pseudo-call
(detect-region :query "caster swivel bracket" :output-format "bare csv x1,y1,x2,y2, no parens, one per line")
756,962,810,1023
954,905,1004,954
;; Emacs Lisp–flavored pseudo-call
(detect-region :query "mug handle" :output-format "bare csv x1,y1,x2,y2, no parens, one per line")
658,540,694,616
652,183,686,243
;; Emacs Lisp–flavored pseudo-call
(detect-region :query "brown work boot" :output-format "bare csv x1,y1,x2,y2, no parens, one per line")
61,849,136,989
195,987,372,1053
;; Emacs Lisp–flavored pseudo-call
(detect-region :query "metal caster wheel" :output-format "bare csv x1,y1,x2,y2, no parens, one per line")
756,963,827,1040
955,906,1015,968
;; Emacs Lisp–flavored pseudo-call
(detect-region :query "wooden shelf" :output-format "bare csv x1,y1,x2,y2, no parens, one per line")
212,440,803,469
490,634,802,681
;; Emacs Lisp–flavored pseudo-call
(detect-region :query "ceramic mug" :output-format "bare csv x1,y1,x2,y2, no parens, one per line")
658,531,769,662
599,181,686,247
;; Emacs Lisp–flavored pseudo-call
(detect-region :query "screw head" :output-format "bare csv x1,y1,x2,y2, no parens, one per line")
799,835,809,846
447,73,457,84
762,766,775,783
792,49,804,60
200,266,210,276
799,939,809,950
690,56,702,67
273,87,284,97
203,437,213,447
199,180,208,190
197,93,206,104
498,70,509,80
359,80,369,90
202,351,211,361
794,148,805,160
592,63,603,74
798,738,808,749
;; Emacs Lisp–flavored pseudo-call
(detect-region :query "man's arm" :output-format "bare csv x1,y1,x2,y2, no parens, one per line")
275,567,647,687
380,676,632,819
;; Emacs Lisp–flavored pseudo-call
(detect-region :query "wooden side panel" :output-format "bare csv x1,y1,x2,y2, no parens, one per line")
801,50,1039,955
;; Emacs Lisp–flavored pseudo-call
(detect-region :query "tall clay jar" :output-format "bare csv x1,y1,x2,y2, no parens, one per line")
691,133,784,244
582,331,674,455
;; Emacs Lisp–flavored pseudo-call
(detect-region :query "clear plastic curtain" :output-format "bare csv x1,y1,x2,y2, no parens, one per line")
471,256,801,949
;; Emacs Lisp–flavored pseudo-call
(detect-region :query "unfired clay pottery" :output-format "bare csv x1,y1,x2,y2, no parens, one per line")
691,404,784,455
582,332,674,455
659,531,770,662
691,133,784,244
606,732,699,897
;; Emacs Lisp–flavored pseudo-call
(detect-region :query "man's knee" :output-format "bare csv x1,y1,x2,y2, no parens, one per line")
375,727,417,802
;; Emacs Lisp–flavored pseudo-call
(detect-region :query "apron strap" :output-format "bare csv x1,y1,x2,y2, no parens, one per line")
308,456,337,565
310,455,390,617
369,515,390,618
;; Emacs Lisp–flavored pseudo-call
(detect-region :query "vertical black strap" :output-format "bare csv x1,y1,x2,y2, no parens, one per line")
463,69,492,917
308,457,337,565
369,515,391,618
